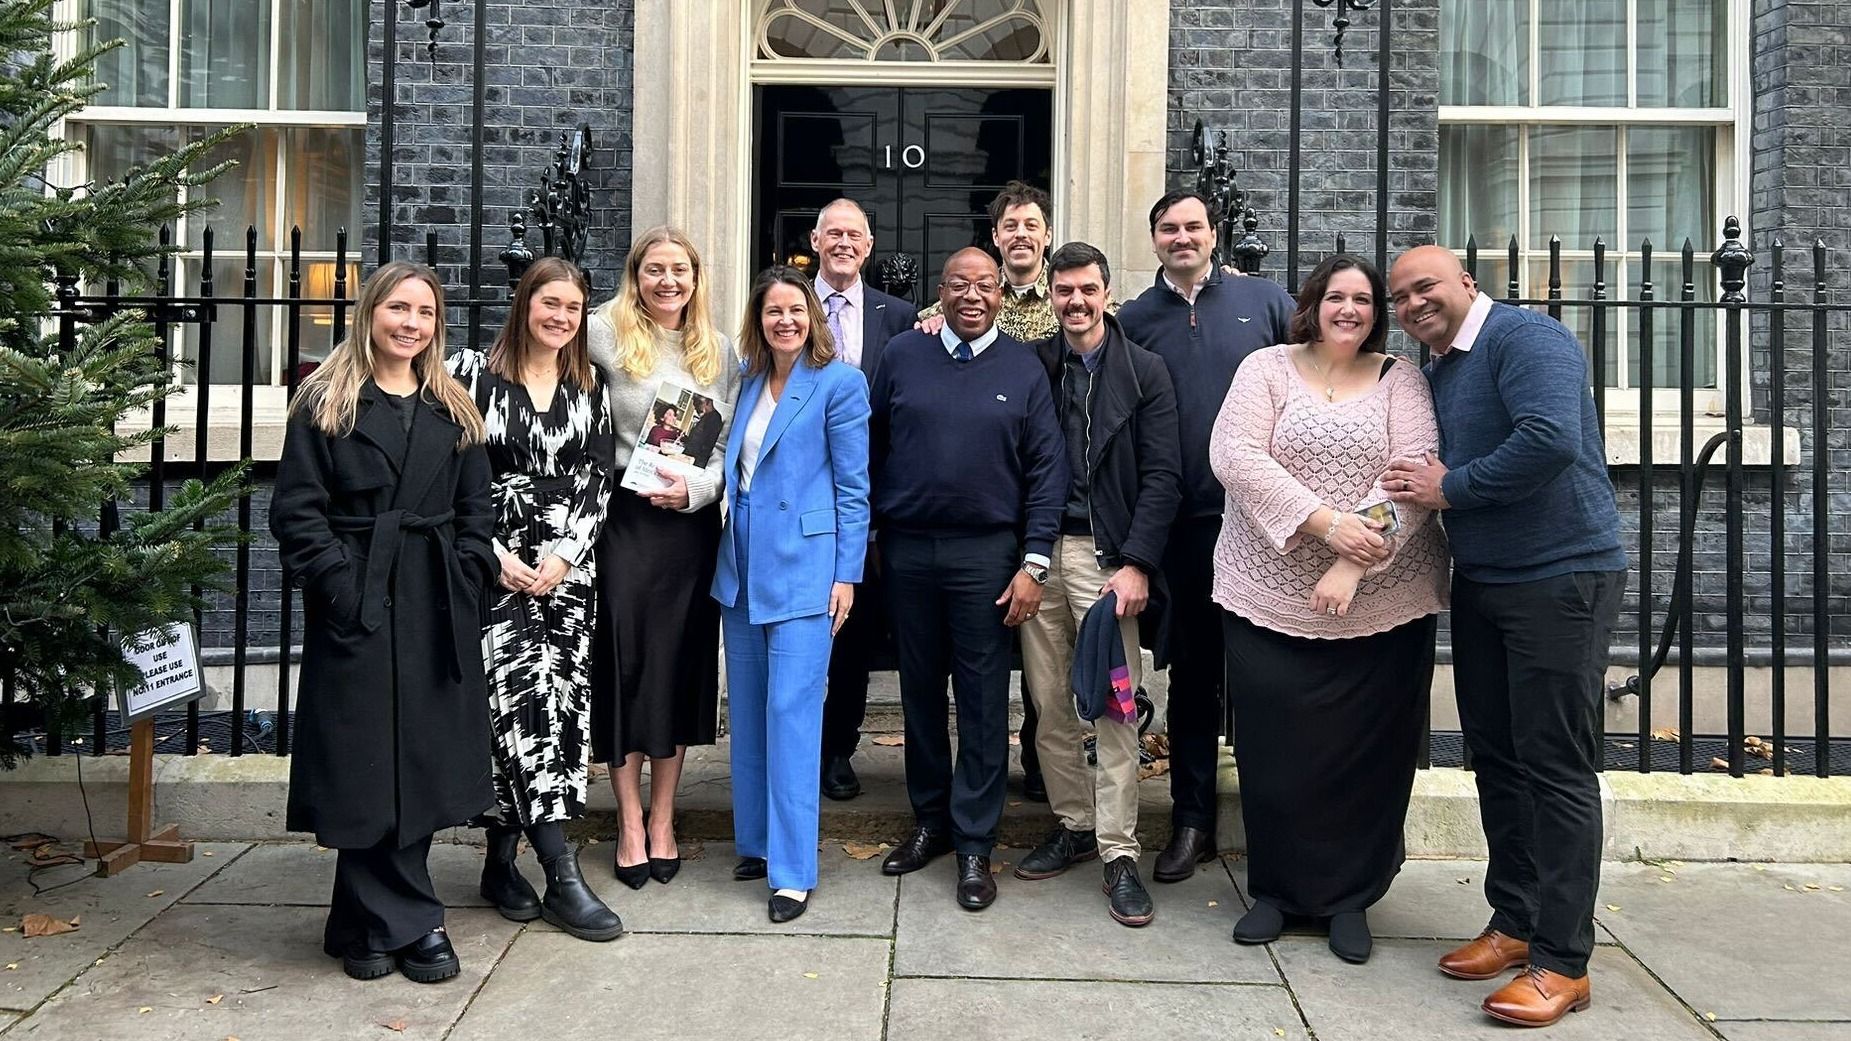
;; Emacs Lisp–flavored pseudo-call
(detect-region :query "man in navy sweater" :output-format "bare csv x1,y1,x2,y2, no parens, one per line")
1386,245,1626,1028
870,247,1068,911
1117,190,1294,882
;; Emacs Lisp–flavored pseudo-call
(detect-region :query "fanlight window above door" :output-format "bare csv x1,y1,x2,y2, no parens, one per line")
758,0,1051,63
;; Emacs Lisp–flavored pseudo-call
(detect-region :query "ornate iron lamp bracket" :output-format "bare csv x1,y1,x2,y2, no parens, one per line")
402,0,446,61
1312,0,1374,66
1190,119,1266,274
502,125,596,285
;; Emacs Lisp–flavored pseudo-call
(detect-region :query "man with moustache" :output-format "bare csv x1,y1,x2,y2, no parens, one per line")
870,247,1068,911
809,198,919,801
1385,245,1625,1028
1116,190,1294,883
1015,242,1180,928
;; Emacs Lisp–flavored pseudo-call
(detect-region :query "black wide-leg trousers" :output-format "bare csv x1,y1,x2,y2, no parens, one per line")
323,834,444,955
1451,569,1625,979
1162,515,1226,832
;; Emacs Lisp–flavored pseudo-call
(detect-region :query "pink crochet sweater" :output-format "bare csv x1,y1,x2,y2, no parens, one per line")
1209,345,1448,639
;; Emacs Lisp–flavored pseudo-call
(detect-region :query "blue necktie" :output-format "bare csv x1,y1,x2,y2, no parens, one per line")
954,341,973,362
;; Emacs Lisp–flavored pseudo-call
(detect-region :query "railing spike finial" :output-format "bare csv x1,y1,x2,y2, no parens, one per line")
1710,215,1753,305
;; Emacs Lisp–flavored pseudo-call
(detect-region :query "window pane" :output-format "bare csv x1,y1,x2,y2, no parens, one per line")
1529,126,1618,249
1439,0,1527,105
84,0,169,106
1628,127,1715,253
187,129,279,251
1638,0,1727,107
1538,0,1626,106
179,0,272,108
1527,258,1615,385
280,0,366,110
1439,125,1520,250
1629,264,1717,389
176,259,278,385
284,129,365,252
84,124,184,188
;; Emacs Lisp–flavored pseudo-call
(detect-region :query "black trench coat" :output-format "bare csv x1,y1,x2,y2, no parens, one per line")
270,383,501,849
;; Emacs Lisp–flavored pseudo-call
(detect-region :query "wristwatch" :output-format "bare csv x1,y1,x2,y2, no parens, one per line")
1021,561,1050,585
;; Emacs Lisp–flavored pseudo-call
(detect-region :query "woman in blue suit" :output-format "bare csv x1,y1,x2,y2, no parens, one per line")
713,266,871,923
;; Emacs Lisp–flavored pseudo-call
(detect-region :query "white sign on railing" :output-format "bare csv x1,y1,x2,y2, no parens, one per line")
117,624,204,723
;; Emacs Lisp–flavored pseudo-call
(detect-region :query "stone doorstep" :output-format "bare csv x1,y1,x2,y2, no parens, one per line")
4,745,1850,862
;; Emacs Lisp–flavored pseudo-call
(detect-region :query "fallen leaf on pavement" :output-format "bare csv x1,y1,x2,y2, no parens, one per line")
206,994,223,1005
802,972,819,979
6,834,55,851
146,890,164,898
1704,1012,1717,1022
1709,756,1730,770
1829,886,1845,893
1455,877,1470,885
203,851,215,856
1137,759,1171,781
1803,883,1821,891
871,734,904,747
138,1007,152,1015
1659,876,1674,883
1650,727,1679,741
4,964,17,971
1605,904,1622,912
841,842,885,861
1274,1030,1287,1038
21,914,80,937
380,1020,407,1033
1207,901,1219,908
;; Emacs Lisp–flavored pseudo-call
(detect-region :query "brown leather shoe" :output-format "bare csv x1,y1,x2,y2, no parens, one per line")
1438,929,1530,980
1482,966,1591,1027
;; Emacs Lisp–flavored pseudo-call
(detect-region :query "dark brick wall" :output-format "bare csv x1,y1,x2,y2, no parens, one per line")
364,0,635,322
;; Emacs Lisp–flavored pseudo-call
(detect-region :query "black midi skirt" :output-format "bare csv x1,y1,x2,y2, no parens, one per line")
589,489,722,762
1223,610,1437,917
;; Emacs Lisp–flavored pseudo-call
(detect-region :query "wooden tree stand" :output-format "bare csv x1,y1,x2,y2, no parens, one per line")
83,718,193,876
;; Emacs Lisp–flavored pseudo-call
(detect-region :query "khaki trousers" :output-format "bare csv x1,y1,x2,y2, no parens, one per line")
1020,535,1143,861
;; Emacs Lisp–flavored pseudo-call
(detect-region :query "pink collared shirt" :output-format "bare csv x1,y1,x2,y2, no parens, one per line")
1435,291,1494,356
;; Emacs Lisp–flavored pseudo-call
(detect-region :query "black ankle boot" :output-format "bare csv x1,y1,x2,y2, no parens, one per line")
480,826,541,923
540,847,625,942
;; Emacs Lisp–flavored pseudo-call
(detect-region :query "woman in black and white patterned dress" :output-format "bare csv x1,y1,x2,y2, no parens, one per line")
447,257,623,942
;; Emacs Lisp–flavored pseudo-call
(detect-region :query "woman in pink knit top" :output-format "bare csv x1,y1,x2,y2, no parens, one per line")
1209,254,1447,964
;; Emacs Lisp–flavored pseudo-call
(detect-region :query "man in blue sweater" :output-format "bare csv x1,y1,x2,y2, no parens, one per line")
870,247,1069,911
1386,245,1626,1028
1117,190,1294,882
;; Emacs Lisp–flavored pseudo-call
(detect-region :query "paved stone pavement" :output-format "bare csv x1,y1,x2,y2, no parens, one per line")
1,840,1846,1040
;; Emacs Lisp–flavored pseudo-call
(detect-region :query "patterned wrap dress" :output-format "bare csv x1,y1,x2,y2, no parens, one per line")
448,349,615,825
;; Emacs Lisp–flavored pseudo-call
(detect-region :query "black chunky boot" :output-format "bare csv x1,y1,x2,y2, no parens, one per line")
540,848,625,942
480,826,541,923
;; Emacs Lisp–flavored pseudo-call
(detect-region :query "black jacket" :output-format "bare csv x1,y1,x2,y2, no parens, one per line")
857,283,921,384
1033,316,1182,665
270,383,500,849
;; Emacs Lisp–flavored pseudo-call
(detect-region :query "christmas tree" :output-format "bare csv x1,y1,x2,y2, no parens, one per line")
0,0,248,765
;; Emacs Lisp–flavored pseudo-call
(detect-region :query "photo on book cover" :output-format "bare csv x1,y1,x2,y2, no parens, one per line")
621,380,724,493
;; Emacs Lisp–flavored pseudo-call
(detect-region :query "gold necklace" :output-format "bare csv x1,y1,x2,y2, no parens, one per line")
1303,346,1340,402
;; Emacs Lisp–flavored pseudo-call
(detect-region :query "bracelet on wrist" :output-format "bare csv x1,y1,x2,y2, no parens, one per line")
1320,509,1341,544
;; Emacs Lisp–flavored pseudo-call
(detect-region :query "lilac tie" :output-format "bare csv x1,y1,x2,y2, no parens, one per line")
825,292,850,366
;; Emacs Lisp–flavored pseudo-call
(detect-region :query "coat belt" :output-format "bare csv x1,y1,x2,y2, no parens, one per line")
329,509,466,678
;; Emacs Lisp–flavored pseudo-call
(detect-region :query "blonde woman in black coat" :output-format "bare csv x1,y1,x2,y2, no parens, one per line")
271,261,499,984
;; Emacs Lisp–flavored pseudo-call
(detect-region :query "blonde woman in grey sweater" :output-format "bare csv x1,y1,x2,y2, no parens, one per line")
586,226,742,889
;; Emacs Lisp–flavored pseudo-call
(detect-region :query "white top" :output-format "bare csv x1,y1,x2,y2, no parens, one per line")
814,275,864,370
737,380,778,493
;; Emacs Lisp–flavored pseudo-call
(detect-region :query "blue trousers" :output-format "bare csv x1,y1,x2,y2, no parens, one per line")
722,494,835,891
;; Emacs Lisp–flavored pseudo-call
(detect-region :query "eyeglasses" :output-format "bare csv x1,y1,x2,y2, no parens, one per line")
941,279,1001,295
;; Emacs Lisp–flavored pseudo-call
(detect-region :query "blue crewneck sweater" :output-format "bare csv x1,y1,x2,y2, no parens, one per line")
868,329,1069,556
1428,301,1627,583
1118,269,1295,518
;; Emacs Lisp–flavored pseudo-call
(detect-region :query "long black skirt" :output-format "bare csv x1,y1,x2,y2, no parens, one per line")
1223,610,1436,917
589,489,722,762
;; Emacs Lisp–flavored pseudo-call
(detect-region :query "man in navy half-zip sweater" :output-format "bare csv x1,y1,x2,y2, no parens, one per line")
1117,190,1294,883
870,247,1068,912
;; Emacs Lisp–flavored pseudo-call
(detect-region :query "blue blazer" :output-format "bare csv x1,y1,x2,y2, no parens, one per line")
711,358,872,624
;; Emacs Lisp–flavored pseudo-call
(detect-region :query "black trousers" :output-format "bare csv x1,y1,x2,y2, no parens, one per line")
1452,569,1625,978
882,529,1018,854
822,551,882,759
1162,515,1226,832
324,834,444,954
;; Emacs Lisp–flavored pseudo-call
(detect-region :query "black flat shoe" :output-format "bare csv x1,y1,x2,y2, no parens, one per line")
337,940,395,981
768,890,810,923
1328,910,1372,964
733,857,768,881
821,754,861,801
649,857,681,884
1153,825,1216,883
1232,900,1285,945
955,854,997,911
396,929,460,984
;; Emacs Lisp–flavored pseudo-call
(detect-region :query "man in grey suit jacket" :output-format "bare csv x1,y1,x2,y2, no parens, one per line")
809,198,919,801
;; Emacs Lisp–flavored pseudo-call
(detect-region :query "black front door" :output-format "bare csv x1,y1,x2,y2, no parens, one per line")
754,85,1053,305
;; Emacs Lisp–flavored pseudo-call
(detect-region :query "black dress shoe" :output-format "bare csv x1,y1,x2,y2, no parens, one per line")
733,856,768,881
881,827,952,876
613,847,651,890
1232,899,1285,944
541,849,625,942
955,854,997,910
1152,825,1216,883
479,826,542,923
1022,770,1048,803
337,939,395,981
649,857,681,884
395,929,460,984
767,890,810,923
1328,910,1372,964
1014,826,1098,880
821,754,861,801
1103,858,1155,927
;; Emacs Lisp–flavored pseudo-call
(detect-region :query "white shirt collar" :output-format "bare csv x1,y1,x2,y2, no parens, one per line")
1441,291,1494,355
814,274,863,310
1161,267,1211,304
939,323,1000,358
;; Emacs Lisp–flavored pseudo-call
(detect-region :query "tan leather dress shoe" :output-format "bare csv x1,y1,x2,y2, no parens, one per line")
1482,966,1591,1027
1438,929,1531,980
